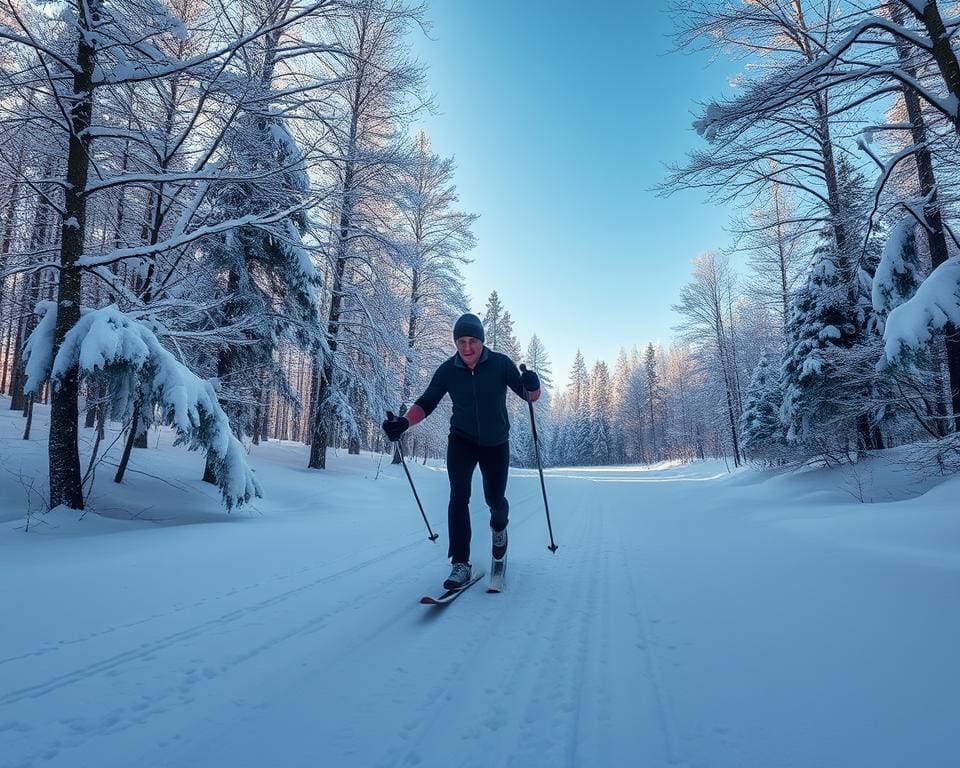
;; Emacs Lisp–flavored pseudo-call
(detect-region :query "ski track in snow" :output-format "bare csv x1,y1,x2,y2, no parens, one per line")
2,449,958,768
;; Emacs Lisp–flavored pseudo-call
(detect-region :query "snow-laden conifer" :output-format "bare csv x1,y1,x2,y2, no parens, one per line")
739,353,786,465
24,303,260,509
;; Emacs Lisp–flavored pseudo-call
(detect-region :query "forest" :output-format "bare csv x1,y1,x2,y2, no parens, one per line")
0,0,958,512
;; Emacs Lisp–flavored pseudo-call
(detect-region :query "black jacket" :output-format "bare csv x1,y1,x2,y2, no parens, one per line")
414,347,528,446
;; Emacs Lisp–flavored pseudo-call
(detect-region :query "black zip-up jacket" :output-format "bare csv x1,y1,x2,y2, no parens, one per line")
414,347,528,447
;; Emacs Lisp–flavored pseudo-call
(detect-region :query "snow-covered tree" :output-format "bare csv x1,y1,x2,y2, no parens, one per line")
391,131,475,462
482,291,506,351
512,334,553,467
308,0,429,469
24,303,260,509
589,361,611,465
609,349,631,464
0,0,345,507
199,78,325,482
739,352,787,465
738,176,810,334
779,235,871,451
642,343,662,460
682,0,960,430
673,252,742,466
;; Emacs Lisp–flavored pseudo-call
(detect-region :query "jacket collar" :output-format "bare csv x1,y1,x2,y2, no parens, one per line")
453,346,489,369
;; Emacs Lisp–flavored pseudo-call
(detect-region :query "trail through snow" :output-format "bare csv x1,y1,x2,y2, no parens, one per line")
1,410,957,767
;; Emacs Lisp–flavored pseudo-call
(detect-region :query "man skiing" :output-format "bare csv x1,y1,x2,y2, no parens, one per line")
382,313,540,591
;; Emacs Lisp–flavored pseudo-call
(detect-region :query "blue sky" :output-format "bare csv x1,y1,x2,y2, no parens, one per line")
410,1,736,387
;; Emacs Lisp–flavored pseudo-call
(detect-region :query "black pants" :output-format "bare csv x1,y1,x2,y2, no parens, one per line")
446,434,510,564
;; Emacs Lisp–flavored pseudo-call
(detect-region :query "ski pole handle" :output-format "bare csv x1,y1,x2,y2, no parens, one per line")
519,364,539,440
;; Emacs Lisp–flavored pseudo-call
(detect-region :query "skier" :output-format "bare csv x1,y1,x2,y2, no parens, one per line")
382,313,540,590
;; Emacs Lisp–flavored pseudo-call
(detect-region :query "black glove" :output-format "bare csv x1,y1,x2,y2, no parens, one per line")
382,415,409,442
520,369,540,391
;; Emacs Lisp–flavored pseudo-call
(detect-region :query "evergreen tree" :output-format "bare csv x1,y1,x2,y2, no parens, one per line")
499,310,522,359
202,112,322,447
643,343,661,460
568,350,589,411
525,334,553,389
589,361,611,465
780,238,856,447
609,349,632,464
483,291,506,350
872,219,922,328
739,352,786,464
518,334,553,466
559,352,590,465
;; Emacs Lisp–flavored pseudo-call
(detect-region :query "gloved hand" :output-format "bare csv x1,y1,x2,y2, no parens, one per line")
382,415,409,442
520,369,540,392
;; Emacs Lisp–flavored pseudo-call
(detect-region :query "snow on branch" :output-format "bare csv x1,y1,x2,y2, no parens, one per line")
880,257,960,367
693,13,958,142
872,219,920,319
24,303,261,510
76,204,312,268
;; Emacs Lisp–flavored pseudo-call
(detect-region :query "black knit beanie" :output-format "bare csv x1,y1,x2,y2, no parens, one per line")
453,313,484,342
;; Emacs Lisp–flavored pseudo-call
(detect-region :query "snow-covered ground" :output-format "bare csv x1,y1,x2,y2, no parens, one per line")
1,400,958,768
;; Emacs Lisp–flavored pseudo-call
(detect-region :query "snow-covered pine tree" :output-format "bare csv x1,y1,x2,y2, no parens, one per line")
589,361,611,465
199,108,323,482
874,217,954,439
566,351,591,466
609,349,631,464
499,311,522,360
482,291,506,350
642,343,661,460
780,233,861,452
525,334,553,390
511,334,553,467
873,219,922,332
739,352,786,465
625,347,650,464
24,303,260,509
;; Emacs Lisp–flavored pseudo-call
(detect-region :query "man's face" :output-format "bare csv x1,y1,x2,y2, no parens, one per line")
456,336,483,366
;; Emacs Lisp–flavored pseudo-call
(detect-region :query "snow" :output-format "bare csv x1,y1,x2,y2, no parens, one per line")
816,324,841,340
0,403,957,767
881,256,960,366
23,303,260,510
872,218,919,318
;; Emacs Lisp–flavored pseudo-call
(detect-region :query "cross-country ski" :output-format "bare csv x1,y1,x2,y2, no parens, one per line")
487,558,506,593
419,570,486,605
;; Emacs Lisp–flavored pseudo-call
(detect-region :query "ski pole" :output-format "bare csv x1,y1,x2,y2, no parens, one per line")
386,411,439,542
520,365,558,553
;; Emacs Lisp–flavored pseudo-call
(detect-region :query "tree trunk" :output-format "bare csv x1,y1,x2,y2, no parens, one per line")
22,394,34,440
309,218,350,469
1,273,18,394
0,176,21,394
889,0,960,431
84,381,98,428
114,401,142,484
49,17,99,510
